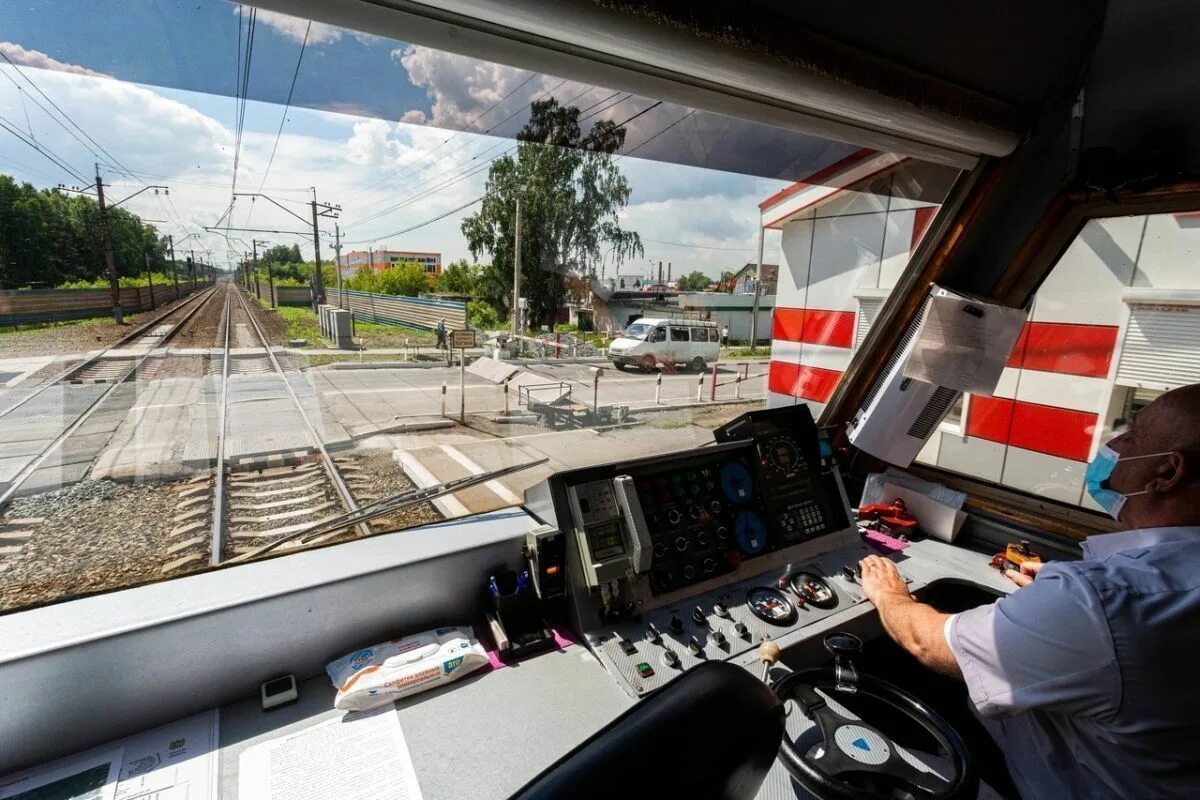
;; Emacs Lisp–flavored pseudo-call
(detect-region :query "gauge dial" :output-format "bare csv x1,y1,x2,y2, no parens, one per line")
734,511,768,556
745,587,797,625
719,461,754,505
788,571,838,609
765,436,801,472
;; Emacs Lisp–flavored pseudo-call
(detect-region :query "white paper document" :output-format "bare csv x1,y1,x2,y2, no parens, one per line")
0,748,122,800
0,711,218,800
881,481,967,543
114,711,219,800
903,291,1028,394
238,707,423,800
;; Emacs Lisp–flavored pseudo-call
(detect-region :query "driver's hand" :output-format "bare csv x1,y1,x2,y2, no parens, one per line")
858,555,911,607
1004,560,1045,588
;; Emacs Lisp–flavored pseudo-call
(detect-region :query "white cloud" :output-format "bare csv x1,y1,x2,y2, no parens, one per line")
344,119,403,166
0,42,111,78
253,8,379,47
399,109,427,125
394,45,558,129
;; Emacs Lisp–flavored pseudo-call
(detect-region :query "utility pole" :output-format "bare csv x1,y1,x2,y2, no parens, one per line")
168,235,179,296
311,196,324,309
750,224,765,354
251,242,262,300
189,249,196,283
333,223,344,309
144,251,155,308
512,194,523,335
94,165,122,324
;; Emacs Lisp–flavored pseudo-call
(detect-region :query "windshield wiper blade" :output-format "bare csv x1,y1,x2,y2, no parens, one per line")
225,458,549,565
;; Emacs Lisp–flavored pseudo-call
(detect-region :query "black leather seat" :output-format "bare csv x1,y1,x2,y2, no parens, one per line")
510,661,785,800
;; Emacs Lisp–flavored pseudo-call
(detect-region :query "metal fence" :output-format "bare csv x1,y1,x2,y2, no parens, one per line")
253,281,312,308
0,279,209,326
329,288,467,332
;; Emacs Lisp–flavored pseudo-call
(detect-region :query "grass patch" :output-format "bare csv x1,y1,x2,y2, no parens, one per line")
721,346,770,359
271,306,327,347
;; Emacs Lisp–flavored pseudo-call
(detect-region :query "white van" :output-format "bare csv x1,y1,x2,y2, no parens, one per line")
608,317,721,372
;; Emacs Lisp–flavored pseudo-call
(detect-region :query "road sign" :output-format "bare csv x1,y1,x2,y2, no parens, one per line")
451,329,476,349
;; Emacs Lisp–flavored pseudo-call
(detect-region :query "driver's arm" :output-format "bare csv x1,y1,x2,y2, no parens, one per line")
859,556,961,678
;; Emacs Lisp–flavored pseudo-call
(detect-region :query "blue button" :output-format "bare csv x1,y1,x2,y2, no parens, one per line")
852,737,870,751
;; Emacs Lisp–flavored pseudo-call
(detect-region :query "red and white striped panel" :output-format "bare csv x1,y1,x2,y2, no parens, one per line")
940,320,1120,505
767,308,858,414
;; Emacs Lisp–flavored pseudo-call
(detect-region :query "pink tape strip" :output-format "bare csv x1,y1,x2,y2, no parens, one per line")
485,627,576,670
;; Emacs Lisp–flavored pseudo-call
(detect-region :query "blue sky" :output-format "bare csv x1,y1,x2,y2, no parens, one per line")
0,1,880,277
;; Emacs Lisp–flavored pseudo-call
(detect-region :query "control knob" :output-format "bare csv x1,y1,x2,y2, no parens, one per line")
692,606,708,627
734,621,750,639
661,649,680,669
688,635,703,655
709,500,722,515
715,526,729,543
667,509,682,524
711,630,727,647
713,602,731,618
675,536,689,552
646,623,662,644
689,504,703,520
669,613,684,633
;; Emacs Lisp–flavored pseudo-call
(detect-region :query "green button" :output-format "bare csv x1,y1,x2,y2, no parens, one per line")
690,484,701,495
687,471,698,482
705,480,715,491
672,474,682,484
636,662,655,678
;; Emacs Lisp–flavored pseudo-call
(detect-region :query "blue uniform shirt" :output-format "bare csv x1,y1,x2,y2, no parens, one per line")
946,526,1200,799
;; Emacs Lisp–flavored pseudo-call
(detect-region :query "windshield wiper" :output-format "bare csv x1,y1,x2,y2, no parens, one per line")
225,458,549,565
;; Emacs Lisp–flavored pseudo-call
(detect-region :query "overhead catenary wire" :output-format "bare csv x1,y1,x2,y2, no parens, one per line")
256,20,310,193
0,113,87,182
0,48,144,186
344,99,685,246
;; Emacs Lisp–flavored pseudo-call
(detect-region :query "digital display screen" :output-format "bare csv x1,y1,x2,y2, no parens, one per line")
588,521,626,560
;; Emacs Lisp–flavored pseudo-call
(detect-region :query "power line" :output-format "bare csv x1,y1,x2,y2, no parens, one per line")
641,236,755,252
348,81,596,225
621,109,694,157
346,195,484,244
257,20,310,192
0,114,87,182
350,71,545,200
0,48,143,185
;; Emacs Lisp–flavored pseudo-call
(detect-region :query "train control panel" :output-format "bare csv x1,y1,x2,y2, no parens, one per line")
523,405,914,698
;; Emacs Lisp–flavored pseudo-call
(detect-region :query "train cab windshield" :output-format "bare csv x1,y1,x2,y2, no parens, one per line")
1,1,1198,799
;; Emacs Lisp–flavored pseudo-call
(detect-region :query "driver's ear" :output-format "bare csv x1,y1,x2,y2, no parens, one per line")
1149,451,1187,494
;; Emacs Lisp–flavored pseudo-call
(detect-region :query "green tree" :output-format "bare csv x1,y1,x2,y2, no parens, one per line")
676,271,712,292
460,98,642,328
467,299,501,330
0,174,169,289
435,258,480,295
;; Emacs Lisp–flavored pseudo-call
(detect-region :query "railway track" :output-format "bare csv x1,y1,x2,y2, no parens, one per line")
0,285,223,510
158,284,369,573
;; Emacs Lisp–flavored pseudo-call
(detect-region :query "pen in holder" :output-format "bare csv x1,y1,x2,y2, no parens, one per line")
485,569,556,662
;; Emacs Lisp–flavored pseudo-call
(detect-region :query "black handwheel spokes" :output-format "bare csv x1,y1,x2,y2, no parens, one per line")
773,667,978,800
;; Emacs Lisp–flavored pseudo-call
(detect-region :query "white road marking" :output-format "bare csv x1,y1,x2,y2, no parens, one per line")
393,450,470,518
438,444,523,505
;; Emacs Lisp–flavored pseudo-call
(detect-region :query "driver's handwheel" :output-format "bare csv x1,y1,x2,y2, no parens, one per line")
771,664,978,800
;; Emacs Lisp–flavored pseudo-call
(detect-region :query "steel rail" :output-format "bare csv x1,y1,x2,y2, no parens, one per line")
0,284,224,511
209,285,234,566
0,283,217,420
227,285,370,544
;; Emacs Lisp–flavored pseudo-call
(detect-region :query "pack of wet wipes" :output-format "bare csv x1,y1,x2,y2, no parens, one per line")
326,626,488,711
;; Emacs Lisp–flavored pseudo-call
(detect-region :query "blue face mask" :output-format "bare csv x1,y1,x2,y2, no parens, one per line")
1085,444,1171,520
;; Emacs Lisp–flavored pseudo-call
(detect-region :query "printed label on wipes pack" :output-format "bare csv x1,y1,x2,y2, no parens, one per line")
326,626,488,712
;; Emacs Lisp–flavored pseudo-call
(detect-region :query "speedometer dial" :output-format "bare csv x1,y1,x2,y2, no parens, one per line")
765,436,801,472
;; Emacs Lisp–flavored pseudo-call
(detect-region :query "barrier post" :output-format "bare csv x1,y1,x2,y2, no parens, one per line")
735,375,742,399
697,372,705,402
441,381,447,418
710,363,718,401
592,367,602,419
504,382,510,415
460,348,467,422
655,373,662,405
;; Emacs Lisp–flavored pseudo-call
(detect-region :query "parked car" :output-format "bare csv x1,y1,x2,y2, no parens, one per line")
608,317,720,372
